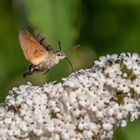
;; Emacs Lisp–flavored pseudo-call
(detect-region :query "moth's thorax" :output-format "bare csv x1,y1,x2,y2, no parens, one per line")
47,51,66,68
34,51,66,71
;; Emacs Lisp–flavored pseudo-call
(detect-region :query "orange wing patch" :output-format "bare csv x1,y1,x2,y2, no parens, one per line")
19,29,48,65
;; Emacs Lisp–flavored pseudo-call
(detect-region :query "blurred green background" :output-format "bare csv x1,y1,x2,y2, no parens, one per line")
0,0,140,139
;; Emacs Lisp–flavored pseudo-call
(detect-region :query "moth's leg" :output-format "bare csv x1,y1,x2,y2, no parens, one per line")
43,69,49,74
23,65,34,78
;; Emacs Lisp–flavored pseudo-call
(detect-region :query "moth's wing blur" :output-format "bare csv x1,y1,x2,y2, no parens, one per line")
19,29,48,65
33,30,53,51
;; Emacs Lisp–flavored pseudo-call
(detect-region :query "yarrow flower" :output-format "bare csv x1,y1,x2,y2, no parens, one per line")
0,52,140,139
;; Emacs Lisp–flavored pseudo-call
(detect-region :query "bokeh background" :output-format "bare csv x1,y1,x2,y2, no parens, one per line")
0,0,140,139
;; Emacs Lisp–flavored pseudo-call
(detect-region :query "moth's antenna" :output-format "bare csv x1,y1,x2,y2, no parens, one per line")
58,41,62,51
65,44,80,53
65,57,73,72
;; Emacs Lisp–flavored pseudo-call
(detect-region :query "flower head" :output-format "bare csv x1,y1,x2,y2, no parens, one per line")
0,53,140,139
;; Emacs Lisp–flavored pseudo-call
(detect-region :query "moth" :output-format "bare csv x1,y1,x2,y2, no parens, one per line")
19,28,73,78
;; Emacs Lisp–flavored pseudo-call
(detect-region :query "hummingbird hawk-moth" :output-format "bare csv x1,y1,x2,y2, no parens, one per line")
19,28,73,78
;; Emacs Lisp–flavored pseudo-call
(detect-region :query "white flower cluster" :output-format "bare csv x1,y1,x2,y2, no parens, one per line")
0,53,140,140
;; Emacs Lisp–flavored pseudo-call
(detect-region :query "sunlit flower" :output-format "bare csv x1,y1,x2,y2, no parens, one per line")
0,53,140,139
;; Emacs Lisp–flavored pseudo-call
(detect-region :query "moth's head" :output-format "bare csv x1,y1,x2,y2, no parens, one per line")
55,51,66,60
54,50,73,72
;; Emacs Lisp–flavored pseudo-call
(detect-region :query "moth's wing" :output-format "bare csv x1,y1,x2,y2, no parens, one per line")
33,30,53,51
19,29,48,65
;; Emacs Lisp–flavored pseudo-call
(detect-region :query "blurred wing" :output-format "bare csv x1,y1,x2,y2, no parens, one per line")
33,30,53,51
19,29,48,65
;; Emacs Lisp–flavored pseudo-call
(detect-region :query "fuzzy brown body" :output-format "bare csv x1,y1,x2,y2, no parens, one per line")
19,29,66,78
25,51,64,75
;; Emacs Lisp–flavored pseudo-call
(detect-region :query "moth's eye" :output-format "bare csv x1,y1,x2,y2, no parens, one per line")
57,52,62,56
